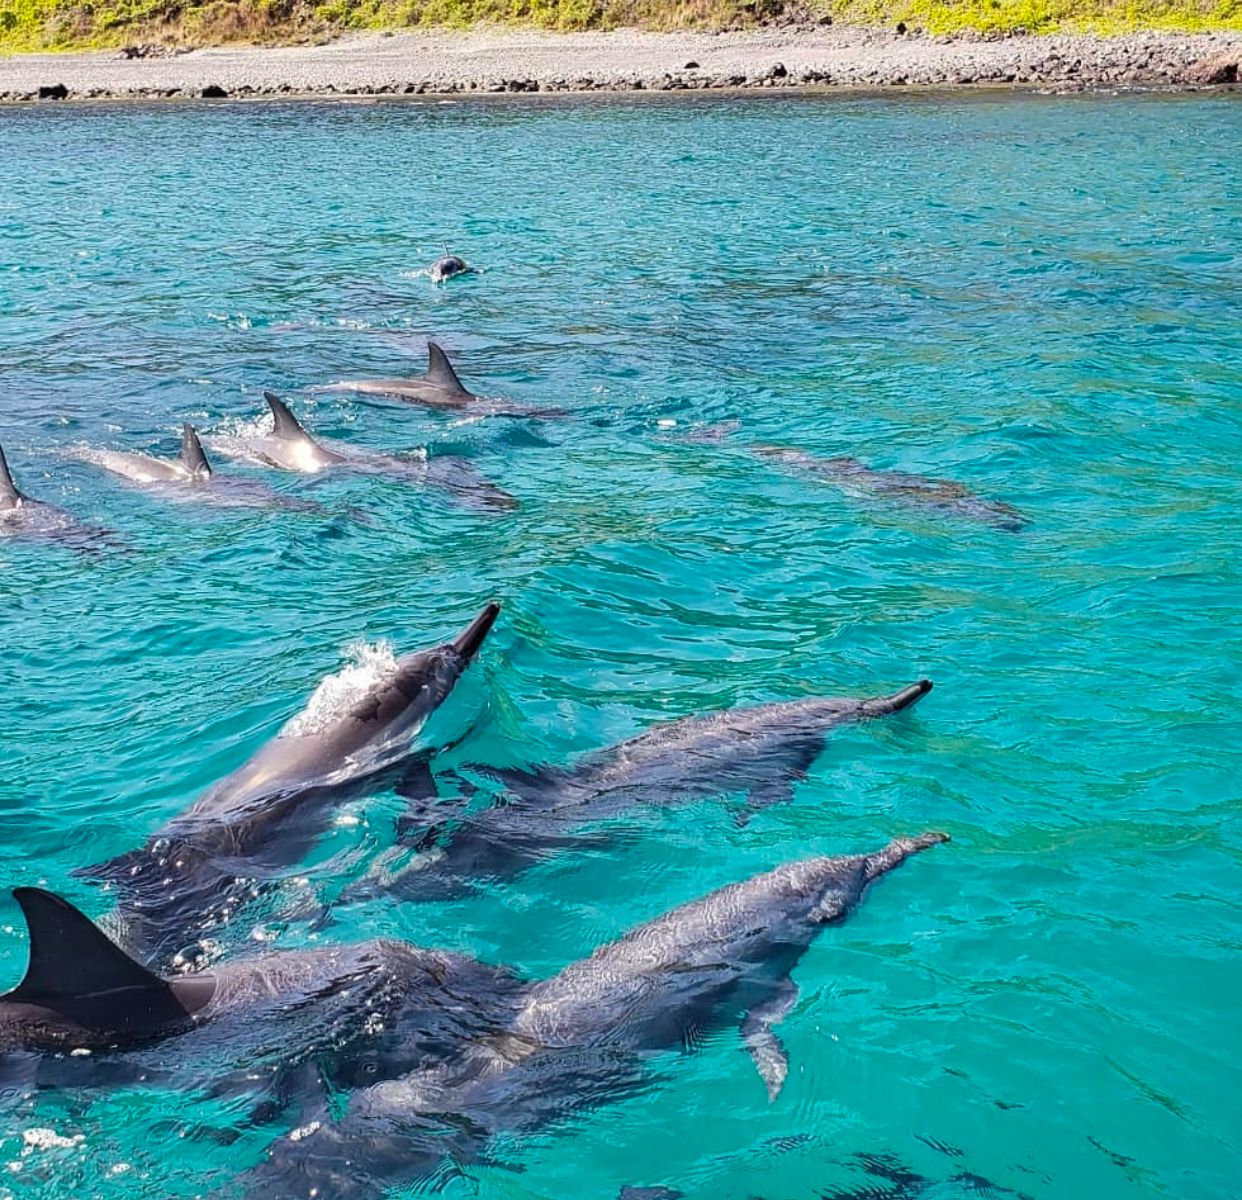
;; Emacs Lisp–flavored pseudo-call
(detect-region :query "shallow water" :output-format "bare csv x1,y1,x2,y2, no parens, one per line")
1,91,1240,1199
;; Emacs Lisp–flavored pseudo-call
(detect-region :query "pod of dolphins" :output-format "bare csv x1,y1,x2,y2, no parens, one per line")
0,253,1033,1198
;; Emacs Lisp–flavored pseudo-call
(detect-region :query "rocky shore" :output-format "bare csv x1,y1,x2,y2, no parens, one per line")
1,27,1239,104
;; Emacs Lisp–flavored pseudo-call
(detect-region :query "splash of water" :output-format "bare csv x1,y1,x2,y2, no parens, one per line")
280,640,399,738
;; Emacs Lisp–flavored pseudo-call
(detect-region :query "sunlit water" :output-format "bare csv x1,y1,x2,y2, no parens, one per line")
1,91,1240,1200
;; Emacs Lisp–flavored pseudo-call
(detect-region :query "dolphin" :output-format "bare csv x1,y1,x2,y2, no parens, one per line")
429,252,473,283
755,446,1029,532
205,394,518,511
0,887,521,1116
319,343,565,419
78,423,212,485
74,424,335,514
77,602,501,969
351,681,933,902
0,443,115,551
234,833,949,1199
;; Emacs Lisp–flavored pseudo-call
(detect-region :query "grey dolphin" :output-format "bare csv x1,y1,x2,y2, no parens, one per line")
78,423,212,485
205,394,518,511
353,681,933,901
77,424,333,514
235,833,949,1199
0,443,115,551
756,446,1029,532
77,602,501,969
429,253,473,283
320,343,565,419
0,887,521,1114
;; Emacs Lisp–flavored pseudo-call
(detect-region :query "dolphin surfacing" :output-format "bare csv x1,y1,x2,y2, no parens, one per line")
0,887,522,1113
320,343,565,419
205,393,518,510
234,833,949,1200
0,443,116,550
76,603,501,968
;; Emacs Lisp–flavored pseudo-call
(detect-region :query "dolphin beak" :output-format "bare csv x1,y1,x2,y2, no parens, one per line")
451,601,501,660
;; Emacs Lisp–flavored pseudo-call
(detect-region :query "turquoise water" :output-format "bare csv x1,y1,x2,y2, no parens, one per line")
1,90,1241,1199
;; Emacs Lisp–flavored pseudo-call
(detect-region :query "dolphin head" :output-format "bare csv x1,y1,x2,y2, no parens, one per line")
377,602,501,738
0,888,216,1052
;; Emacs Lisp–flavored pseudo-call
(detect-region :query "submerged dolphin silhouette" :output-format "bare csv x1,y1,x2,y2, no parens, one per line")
205,393,518,511
352,681,933,902
236,833,949,1199
755,446,1029,532
77,603,501,968
0,887,521,1113
0,444,116,551
320,342,564,419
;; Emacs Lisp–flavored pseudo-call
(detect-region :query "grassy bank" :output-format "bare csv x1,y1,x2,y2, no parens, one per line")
0,0,1238,54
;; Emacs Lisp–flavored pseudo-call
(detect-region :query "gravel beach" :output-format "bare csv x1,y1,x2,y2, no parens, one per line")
1,26,1240,103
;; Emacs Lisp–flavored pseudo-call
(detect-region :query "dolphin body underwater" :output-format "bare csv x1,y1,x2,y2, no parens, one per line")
755,446,1029,532
74,424,330,514
320,342,566,419
0,444,115,550
204,393,518,511
231,833,949,1200
0,887,522,1116
351,681,934,901
77,603,501,969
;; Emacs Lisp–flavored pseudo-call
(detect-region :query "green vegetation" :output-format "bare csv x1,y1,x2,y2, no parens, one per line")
0,0,1238,54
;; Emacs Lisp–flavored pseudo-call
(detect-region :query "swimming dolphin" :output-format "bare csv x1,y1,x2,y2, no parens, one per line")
0,443,115,551
352,681,933,902
319,343,564,419
755,446,1028,532
79,423,212,485
205,394,518,510
0,887,521,1116
77,602,501,969
429,252,473,283
75,424,335,514
234,833,949,1199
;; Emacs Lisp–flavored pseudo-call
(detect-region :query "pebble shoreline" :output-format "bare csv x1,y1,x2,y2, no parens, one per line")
0,27,1239,103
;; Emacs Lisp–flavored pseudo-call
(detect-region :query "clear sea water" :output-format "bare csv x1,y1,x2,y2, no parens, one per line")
1,90,1240,1200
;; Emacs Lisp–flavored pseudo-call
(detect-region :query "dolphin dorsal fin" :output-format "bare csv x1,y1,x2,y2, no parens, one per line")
0,444,23,506
5,888,213,1035
424,343,466,392
180,424,212,476
263,392,316,443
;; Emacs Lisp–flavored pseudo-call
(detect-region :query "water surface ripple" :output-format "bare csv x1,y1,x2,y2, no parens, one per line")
0,92,1239,1200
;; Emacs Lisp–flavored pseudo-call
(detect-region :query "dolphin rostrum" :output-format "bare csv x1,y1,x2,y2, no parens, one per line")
205,393,518,510
0,887,520,1114
319,342,565,419
77,602,501,969
0,443,115,551
235,833,949,1199
353,681,934,901
756,446,1029,532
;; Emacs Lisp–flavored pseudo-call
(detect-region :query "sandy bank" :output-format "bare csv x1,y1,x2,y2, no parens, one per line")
1,27,1239,103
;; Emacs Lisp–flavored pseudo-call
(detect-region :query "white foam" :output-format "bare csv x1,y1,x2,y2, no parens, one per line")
281,641,399,738
21,1129,83,1151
